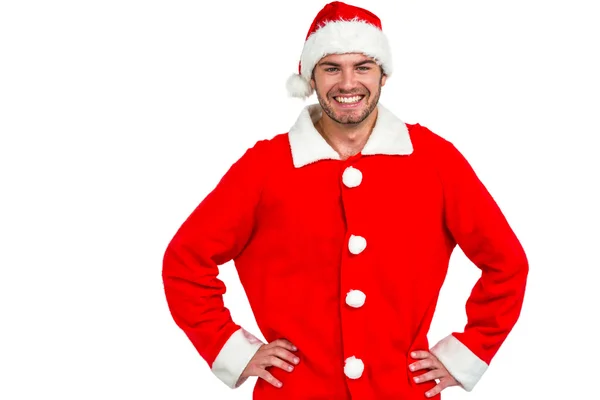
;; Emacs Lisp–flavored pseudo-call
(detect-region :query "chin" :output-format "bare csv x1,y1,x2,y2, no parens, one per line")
336,114,368,124
331,105,372,124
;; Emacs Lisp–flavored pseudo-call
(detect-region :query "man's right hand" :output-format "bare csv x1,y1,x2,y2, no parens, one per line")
238,338,300,388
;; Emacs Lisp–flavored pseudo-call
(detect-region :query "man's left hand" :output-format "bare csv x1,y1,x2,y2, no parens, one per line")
409,350,460,398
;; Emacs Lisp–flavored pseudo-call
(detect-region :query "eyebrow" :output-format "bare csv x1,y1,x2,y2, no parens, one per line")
317,60,378,67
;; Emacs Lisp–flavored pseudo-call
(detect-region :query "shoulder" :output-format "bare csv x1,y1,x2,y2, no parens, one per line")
250,131,293,160
404,122,479,181
251,133,289,152
406,122,450,146
235,133,290,170
405,122,456,157
408,123,485,188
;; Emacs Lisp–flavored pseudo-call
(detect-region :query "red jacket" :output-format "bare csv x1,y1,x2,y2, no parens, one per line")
162,104,528,399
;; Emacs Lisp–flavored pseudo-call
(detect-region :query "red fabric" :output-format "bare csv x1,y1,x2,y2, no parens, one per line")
306,1,383,40
298,1,384,75
162,123,528,399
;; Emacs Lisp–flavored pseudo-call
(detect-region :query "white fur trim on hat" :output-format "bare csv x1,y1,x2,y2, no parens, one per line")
288,19,393,98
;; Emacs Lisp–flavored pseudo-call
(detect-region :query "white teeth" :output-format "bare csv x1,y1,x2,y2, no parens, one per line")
335,96,362,104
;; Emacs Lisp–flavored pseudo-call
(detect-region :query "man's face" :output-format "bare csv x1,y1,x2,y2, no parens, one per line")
310,53,387,125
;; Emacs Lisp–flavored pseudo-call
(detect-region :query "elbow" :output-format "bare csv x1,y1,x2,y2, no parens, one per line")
162,239,184,285
517,243,529,278
510,244,529,294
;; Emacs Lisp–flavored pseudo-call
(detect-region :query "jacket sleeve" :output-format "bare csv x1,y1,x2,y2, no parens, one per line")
429,135,529,391
162,140,268,389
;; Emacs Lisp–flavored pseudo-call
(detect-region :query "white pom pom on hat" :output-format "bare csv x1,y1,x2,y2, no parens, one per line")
286,72,313,99
287,1,393,99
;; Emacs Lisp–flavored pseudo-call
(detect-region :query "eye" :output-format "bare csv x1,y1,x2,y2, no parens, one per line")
325,67,339,73
357,66,371,71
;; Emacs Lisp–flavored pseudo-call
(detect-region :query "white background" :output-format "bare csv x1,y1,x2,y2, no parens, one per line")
1,1,598,399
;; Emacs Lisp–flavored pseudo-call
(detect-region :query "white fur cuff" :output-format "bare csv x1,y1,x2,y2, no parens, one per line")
211,328,264,389
430,335,488,391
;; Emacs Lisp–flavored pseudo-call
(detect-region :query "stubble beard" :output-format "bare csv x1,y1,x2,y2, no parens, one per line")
316,84,382,125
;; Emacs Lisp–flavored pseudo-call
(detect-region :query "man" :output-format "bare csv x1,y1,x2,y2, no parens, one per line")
162,2,528,399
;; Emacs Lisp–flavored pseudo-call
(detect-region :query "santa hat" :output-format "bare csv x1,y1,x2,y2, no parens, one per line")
286,1,393,99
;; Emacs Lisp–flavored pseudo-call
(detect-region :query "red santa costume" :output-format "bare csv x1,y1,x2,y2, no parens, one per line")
162,2,529,399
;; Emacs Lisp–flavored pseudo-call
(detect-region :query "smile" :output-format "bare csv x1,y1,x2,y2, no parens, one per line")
334,95,364,104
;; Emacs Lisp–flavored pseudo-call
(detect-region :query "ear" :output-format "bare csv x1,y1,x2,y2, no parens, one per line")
310,78,316,90
381,74,387,87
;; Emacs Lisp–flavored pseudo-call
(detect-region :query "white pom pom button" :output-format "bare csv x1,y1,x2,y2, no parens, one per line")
344,356,364,379
348,235,367,255
342,166,362,188
346,289,366,308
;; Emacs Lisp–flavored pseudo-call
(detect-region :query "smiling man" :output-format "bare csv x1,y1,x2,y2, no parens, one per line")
309,52,386,161
162,2,529,399
314,54,384,123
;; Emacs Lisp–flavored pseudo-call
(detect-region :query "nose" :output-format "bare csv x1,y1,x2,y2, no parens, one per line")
339,69,358,91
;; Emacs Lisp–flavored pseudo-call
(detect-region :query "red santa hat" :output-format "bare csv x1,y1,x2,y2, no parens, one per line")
286,1,393,99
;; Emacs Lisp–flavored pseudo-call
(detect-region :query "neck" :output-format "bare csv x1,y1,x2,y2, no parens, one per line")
315,108,379,160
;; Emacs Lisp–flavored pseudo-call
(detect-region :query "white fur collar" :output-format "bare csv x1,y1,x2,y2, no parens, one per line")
287,103,413,168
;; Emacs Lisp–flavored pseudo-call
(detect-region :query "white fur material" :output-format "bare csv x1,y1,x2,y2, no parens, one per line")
346,289,366,308
287,104,341,167
211,328,264,389
430,335,489,392
348,234,367,255
344,355,365,379
287,103,413,168
288,103,413,168
286,73,313,98
361,105,413,156
342,166,362,188
288,19,393,98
